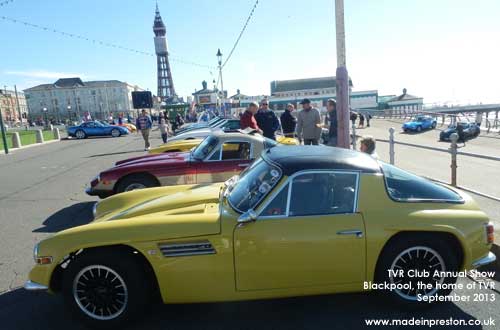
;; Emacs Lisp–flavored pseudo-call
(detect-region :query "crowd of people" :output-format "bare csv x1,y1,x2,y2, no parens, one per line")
239,98,378,158
132,99,378,157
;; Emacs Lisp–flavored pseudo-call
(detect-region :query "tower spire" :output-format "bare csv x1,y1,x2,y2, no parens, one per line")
153,3,176,102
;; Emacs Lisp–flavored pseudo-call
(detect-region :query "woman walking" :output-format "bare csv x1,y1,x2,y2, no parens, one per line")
159,113,170,144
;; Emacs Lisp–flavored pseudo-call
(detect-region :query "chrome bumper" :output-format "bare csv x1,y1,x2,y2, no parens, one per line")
471,251,497,268
24,280,48,291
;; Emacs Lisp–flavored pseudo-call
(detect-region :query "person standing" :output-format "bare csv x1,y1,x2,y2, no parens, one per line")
475,112,483,127
158,112,170,144
175,113,184,129
280,103,297,137
255,99,280,140
325,99,338,147
296,98,321,145
358,113,365,128
350,111,358,127
240,102,263,134
136,109,153,151
366,113,372,127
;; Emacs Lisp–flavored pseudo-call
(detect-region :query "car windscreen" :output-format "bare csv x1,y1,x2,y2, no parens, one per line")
228,158,282,213
192,135,219,160
208,117,223,127
380,163,463,202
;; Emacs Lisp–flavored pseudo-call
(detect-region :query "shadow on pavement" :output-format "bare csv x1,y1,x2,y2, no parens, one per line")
33,202,95,233
0,288,482,330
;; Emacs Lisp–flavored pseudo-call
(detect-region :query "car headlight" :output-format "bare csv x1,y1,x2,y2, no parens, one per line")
92,202,99,219
33,242,53,265
33,243,39,263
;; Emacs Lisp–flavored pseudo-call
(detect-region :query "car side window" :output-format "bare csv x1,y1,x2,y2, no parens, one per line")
221,142,251,160
381,163,462,202
87,122,95,128
208,148,221,161
261,184,289,217
289,172,357,216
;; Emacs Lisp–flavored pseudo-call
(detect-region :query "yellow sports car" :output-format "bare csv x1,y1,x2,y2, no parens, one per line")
119,123,137,133
26,146,495,327
149,135,298,154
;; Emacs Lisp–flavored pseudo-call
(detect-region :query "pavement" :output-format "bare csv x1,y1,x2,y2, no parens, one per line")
0,124,499,329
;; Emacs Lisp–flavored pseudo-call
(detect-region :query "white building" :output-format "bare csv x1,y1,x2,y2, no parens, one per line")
24,78,145,121
267,76,378,112
378,88,424,112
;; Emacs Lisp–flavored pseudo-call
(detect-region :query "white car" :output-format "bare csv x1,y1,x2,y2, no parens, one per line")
169,127,223,142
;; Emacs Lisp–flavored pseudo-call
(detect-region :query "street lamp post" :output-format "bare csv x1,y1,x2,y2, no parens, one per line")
335,0,350,149
216,48,225,117
42,107,48,129
67,105,72,124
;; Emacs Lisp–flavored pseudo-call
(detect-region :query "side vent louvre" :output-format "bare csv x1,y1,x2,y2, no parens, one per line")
159,240,216,257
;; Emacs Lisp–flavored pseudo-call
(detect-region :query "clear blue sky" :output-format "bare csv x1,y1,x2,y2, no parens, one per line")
2,0,500,104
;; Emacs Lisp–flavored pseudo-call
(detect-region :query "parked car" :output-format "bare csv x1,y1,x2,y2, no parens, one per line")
402,115,437,132
67,121,129,139
175,116,225,135
26,146,495,327
85,130,288,198
440,122,480,141
149,132,297,154
170,119,241,140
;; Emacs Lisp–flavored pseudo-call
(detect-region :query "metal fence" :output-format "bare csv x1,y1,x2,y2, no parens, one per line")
354,127,500,202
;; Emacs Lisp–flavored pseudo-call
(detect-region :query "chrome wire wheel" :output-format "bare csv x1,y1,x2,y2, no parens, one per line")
124,183,146,192
111,129,120,137
73,265,128,321
389,246,446,301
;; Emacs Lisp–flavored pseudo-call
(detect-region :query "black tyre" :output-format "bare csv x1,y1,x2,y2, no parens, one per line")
111,128,121,138
416,126,422,132
75,130,87,139
62,250,152,329
115,174,159,193
375,236,459,306
431,122,437,129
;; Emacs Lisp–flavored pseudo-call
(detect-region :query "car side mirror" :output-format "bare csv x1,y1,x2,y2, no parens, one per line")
238,209,257,223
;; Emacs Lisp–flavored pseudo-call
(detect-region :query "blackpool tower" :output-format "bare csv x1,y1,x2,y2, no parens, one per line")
153,3,176,102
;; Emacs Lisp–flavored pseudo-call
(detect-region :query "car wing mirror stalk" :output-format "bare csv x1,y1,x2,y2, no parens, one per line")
237,209,257,224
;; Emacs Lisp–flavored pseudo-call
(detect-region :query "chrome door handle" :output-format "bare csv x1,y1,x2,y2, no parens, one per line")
336,230,363,238
238,164,249,167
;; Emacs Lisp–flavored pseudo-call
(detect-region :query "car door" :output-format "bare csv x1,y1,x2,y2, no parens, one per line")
196,140,253,184
234,171,366,291
84,122,98,136
423,118,431,129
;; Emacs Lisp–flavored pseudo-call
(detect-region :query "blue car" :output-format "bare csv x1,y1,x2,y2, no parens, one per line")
68,121,129,139
402,115,437,132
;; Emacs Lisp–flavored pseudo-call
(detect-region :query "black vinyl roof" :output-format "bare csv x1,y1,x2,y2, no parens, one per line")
263,146,381,175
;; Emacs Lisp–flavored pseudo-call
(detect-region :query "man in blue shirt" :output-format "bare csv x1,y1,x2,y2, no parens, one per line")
136,109,153,151
255,99,280,140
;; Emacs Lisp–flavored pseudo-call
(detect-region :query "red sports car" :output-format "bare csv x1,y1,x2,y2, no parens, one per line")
86,131,281,198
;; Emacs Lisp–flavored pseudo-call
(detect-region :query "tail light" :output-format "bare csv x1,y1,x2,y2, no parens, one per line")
486,223,494,244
